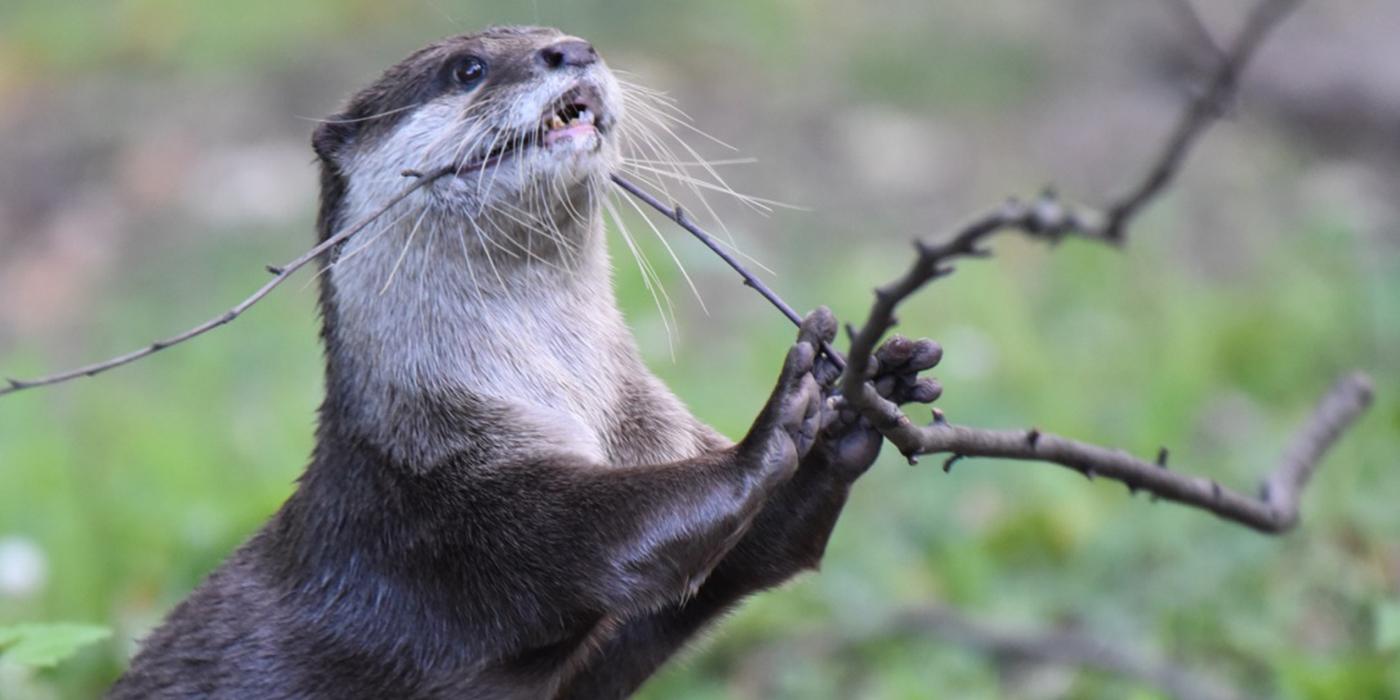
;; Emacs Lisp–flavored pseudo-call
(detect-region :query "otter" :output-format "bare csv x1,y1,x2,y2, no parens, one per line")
108,26,938,699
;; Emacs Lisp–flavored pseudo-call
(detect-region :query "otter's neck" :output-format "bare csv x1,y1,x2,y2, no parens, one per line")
321,200,642,469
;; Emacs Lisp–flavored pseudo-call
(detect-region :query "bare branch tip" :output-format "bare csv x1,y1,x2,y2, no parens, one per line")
943,454,964,473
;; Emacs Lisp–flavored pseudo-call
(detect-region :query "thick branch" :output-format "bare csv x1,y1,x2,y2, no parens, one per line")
0,168,454,398
860,374,1372,533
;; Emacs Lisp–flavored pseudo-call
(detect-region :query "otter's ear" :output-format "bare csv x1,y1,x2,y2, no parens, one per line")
312,120,354,166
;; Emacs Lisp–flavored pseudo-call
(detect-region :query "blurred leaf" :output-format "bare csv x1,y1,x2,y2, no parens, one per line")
0,623,111,669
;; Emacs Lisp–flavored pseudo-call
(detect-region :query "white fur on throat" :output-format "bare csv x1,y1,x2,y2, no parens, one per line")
320,55,716,470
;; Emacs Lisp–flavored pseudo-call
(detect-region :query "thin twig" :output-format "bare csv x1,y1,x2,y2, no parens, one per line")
0,167,455,397
1103,0,1301,242
1162,0,1227,64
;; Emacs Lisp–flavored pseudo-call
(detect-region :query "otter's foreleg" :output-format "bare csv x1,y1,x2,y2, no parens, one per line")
558,326,943,700
464,317,831,654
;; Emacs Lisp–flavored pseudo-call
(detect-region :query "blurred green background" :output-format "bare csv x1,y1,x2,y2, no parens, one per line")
0,1,1397,698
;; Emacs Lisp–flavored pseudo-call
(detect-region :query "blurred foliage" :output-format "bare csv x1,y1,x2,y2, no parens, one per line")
0,624,110,670
1,1,1397,699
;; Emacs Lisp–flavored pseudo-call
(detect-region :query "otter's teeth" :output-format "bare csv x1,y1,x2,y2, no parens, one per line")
548,115,567,130
576,108,595,126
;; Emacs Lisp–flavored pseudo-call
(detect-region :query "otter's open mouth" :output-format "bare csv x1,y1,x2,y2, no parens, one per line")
460,85,607,173
541,85,604,148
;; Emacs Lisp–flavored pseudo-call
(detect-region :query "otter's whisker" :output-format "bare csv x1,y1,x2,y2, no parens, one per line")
486,201,571,271
624,97,770,217
617,93,743,244
603,197,677,357
297,102,425,125
623,157,758,168
614,185,708,315
453,225,486,307
483,206,564,272
538,176,582,266
379,204,434,295
479,89,531,194
305,205,419,289
620,163,803,212
465,215,509,290
618,82,741,153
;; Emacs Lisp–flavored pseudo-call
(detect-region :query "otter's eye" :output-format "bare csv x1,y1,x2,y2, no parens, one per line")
453,56,487,88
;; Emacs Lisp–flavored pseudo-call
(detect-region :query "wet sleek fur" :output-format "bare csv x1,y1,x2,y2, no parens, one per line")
108,26,935,699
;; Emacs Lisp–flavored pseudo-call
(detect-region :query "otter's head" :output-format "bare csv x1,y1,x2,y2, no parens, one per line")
311,28,642,464
312,26,624,247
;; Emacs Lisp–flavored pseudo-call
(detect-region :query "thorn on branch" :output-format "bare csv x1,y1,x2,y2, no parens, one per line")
265,264,285,276
931,408,948,426
1156,447,1170,468
1082,468,1095,482
1026,428,1041,447
943,454,964,473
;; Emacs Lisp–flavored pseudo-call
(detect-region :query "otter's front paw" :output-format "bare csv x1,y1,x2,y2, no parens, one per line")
738,308,835,486
813,334,943,480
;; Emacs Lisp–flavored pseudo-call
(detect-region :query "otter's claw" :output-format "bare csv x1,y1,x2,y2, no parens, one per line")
740,308,836,486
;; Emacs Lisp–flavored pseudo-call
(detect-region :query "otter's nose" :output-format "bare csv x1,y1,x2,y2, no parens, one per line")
538,39,597,70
